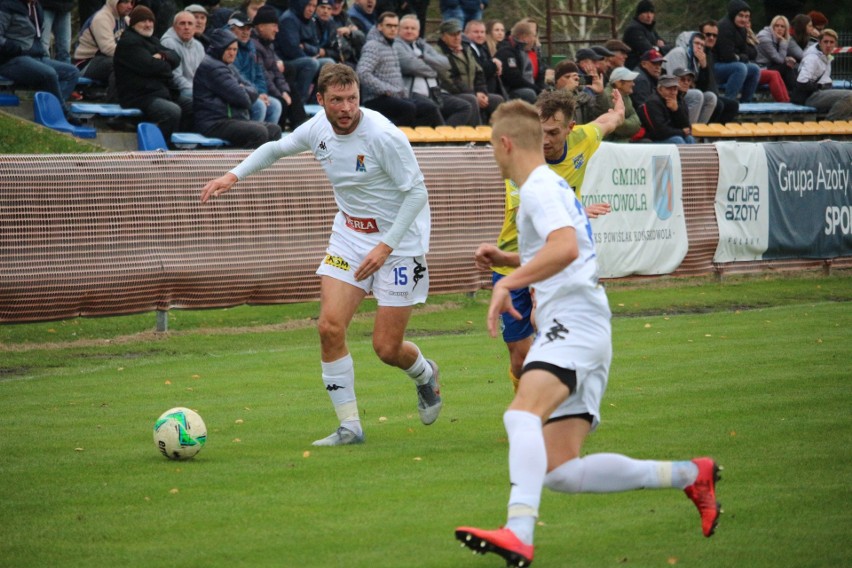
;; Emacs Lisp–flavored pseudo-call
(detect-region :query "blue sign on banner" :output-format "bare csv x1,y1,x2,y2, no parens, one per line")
763,141,852,259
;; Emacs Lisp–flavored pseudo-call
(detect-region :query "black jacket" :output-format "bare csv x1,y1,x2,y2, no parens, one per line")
714,0,757,63
638,91,690,141
622,17,669,70
494,36,539,93
113,27,181,108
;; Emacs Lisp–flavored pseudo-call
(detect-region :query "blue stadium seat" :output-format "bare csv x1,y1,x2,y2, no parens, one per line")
137,122,229,150
33,91,97,138
0,74,19,106
137,122,169,151
69,102,143,118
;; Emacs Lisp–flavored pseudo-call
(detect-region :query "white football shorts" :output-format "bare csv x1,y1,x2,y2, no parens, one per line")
315,235,429,307
525,313,612,431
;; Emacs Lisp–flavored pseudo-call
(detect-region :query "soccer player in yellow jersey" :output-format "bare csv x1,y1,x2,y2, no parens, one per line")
477,88,624,390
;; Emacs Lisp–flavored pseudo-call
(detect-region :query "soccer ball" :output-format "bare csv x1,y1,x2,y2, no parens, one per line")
153,407,207,460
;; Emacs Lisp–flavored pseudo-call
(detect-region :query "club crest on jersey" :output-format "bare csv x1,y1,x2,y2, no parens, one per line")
572,154,585,170
355,155,366,172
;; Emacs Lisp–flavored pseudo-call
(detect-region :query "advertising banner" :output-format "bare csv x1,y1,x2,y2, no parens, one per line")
582,143,688,278
763,141,852,259
713,142,771,262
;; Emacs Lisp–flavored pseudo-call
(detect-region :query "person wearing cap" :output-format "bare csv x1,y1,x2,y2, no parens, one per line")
630,48,665,109
250,4,308,130
113,5,193,141
356,11,442,126
671,67,716,124
604,38,630,69
552,58,606,126
592,66,642,142
276,0,336,100
638,74,694,144
396,16,479,126
792,29,852,120
574,47,605,95
160,10,205,98
713,0,760,102
493,19,539,103
193,28,281,147
227,10,283,126
0,0,80,116
184,4,210,47
590,45,614,81
622,0,669,70
73,0,133,96
132,0,176,39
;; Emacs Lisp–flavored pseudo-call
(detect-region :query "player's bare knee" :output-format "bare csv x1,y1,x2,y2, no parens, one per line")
372,340,402,366
317,318,346,346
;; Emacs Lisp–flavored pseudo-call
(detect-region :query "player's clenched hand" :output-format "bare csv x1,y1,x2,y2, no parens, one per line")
487,283,521,338
200,173,238,203
474,243,501,271
355,242,392,281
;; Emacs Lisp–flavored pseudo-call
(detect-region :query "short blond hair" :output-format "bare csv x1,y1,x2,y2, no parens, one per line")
491,100,543,151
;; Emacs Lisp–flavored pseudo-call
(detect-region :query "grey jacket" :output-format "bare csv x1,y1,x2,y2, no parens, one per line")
356,26,406,102
161,27,205,96
394,36,448,96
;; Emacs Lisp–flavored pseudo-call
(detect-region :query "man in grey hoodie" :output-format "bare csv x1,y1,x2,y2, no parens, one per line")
160,10,205,98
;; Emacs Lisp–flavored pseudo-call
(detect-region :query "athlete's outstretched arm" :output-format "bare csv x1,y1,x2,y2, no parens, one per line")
592,88,625,138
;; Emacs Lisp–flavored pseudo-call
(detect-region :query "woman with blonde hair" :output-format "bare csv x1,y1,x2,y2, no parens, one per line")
485,19,505,57
755,15,798,92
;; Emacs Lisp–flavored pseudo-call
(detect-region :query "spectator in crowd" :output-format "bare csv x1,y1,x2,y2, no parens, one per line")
113,5,192,140
630,48,664,109
574,48,604,93
663,35,718,124
695,23,739,123
133,0,177,39
206,0,233,30
552,59,606,125
792,29,852,120
395,15,476,126
592,66,642,142
160,10,205,98
0,0,80,117
277,0,336,100
73,0,132,96
440,0,485,28
484,18,503,57
185,4,210,48
229,10,282,126
807,11,827,33
604,38,631,69
622,0,669,70
347,0,376,34
672,67,715,123
638,74,694,144
328,0,366,65
434,17,501,124
251,4,308,130
789,13,814,54
755,15,798,93
242,0,267,20
745,23,789,102
493,19,539,103
518,17,551,92
713,0,760,102
591,45,614,81
39,0,71,63
194,28,281,147
356,11,441,126
463,19,503,98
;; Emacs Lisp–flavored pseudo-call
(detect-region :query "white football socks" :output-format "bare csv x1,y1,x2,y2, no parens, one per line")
321,354,361,436
404,348,433,386
504,410,546,545
543,454,700,493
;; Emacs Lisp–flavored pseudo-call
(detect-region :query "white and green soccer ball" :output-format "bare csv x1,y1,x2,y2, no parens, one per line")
153,407,207,460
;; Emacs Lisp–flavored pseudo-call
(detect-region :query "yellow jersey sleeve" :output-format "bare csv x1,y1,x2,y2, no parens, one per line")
494,179,520,276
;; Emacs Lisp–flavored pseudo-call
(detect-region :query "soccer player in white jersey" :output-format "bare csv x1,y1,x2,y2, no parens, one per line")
455,100,721,567
201,64,442,447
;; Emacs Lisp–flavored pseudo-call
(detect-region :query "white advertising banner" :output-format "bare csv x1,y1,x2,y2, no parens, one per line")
582,143,688,278
713,142,770,262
